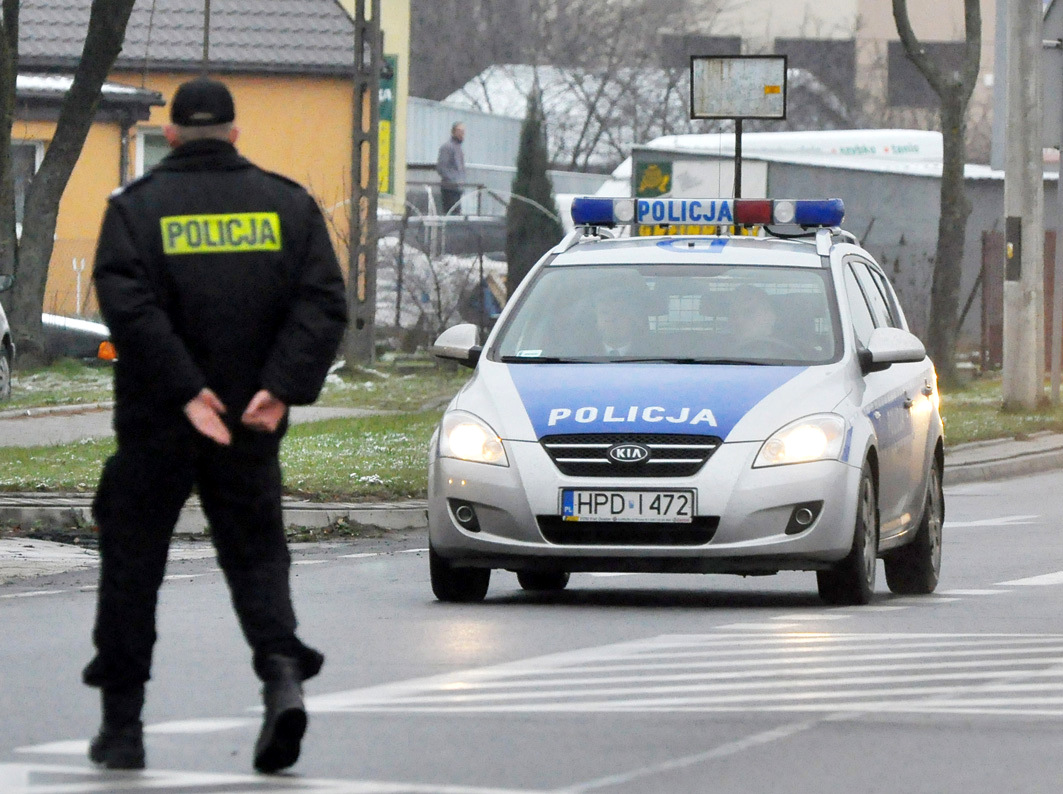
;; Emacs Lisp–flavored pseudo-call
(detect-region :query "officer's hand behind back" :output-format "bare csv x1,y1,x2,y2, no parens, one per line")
242,390,287,433
184,388,232,446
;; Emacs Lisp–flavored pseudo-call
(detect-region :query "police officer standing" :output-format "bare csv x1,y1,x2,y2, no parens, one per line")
83,78,347,774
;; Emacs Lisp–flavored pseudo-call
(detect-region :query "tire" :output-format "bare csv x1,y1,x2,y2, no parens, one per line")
430,545,490,602
817,461,878,605
0,345,10,401
516,571,570,591
884,462,943,595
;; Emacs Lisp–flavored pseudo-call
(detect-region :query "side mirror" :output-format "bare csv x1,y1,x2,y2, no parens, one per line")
858,327,927,374
0,273,13,292
429,323,482,369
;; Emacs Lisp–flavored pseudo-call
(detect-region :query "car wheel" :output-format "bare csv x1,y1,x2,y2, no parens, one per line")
817,461,878,605
0,345,11,401
430,545,490,602
516,571,570,591
883,461,943,595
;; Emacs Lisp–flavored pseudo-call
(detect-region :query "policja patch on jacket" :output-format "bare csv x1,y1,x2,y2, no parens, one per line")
160,212,282,254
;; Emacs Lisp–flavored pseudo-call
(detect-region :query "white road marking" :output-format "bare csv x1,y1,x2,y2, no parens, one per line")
715,622,802,630
860,605,909,611
163,574,200,581
586,572,642,577
293,560,328,566
305,633,1063,718
555,718,822,793
398,548,428,554
0,762,550,793
14,740,88,755
144,718,254,734
341,553,380,558
998,571,1063,586
944,515,1039,528
769,614,850,621
938,589,1010,595
0,590,65,599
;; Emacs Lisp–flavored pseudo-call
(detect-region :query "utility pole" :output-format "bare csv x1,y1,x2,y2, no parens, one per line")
347,0,382,365
1003,0,1046,409
201,0,211,75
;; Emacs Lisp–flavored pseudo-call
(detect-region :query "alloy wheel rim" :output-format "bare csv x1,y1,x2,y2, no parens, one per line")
860,476,876,584
927,469,943,574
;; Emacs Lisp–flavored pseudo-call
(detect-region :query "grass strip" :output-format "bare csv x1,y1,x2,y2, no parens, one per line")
0,410,441,501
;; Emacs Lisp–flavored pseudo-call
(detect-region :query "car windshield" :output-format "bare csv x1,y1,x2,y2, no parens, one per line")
492,263,841,365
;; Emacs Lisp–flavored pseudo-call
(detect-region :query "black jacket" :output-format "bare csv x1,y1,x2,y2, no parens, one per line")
94,139,348,437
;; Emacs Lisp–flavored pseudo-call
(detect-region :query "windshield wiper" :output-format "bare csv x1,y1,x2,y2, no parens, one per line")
616,357,771,365
500,355,589,363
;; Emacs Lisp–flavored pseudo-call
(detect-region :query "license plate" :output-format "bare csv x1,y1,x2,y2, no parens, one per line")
560,489,696,523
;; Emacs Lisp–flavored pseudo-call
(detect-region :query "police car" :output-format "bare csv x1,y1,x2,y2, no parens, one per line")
428,197,943,605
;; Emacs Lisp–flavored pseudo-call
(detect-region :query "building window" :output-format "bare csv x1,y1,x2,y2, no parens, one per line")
887,40,967,108
774,38,856,105
659,34,742,70
136,129,169,176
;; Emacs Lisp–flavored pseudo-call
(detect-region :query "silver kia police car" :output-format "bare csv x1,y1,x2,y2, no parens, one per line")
428,197,943,606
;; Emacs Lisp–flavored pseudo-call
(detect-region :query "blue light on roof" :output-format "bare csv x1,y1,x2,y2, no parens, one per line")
792,199,844,227
570,197,617,226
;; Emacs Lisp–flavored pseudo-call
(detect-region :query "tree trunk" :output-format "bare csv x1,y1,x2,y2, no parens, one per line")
0,1,20,301
6,0,136,363
926,97,971,385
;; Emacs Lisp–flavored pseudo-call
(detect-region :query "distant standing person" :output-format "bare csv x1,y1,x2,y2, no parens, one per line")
84,77,347,774
436,121,466,213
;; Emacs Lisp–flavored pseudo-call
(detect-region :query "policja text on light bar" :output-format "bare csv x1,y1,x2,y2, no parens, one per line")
569,197,845,229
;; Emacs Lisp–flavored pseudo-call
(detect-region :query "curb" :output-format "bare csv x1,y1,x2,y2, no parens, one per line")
942,446,1063,486
3,443,1062,534
0,495,428,535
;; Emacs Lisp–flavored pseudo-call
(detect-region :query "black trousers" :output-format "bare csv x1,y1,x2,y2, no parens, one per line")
83,427,322,691
440,187,463,214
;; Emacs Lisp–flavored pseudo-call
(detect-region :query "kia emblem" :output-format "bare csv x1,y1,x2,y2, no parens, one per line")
608,443,650,464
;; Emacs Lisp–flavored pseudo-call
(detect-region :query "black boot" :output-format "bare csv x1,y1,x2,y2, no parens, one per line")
253,655,307,774
89,686,145,770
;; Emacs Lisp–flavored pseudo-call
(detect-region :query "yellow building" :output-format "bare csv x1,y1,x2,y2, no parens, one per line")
17,0,410,317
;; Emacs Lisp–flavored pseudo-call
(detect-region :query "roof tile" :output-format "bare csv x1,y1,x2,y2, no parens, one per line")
19,0,355,74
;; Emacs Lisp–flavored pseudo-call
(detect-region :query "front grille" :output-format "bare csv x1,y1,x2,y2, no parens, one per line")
541,433,720,477
537,516,719,546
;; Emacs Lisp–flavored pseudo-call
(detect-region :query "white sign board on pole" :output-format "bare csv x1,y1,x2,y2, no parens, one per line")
690,56,787,120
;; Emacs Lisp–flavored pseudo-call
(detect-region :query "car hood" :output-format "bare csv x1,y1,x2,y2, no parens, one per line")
449,361,854,443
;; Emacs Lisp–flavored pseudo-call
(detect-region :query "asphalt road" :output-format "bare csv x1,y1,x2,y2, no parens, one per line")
2,470,1062,793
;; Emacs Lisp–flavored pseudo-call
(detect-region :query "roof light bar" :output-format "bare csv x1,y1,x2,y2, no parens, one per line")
570,197,845,229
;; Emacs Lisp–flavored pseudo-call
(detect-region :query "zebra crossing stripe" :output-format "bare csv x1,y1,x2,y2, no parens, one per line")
306,633,1063,718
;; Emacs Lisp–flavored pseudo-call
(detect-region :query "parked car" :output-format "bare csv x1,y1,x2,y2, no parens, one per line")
0,274,13,400
41,313,114,362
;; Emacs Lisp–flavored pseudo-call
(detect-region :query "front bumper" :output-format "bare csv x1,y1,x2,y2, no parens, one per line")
428,438,863,574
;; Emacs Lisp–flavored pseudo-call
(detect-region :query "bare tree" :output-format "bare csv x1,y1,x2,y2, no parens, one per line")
0,0,137,363
892,0,981,383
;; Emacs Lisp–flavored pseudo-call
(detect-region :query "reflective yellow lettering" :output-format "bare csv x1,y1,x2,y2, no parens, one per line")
160,212,283,255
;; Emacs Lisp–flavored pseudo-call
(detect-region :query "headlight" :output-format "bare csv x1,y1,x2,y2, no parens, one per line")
753,414,846,468
439,411,509,466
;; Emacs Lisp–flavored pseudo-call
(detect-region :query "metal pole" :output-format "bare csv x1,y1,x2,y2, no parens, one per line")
733,118,743,199
1046,38,1063,403
202,0,210,75
346,0,382,365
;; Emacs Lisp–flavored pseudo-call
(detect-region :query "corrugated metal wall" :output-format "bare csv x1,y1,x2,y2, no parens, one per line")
408,97,522,168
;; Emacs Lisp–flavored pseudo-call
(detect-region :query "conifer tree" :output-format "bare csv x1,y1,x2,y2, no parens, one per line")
505,89,564,292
